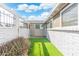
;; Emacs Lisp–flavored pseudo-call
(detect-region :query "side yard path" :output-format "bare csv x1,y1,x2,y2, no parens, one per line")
28,38,63,56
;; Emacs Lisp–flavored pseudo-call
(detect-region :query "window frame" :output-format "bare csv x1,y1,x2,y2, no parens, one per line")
46,18,53,29
0,10,14,28
35,24,41,29
60,3,78,27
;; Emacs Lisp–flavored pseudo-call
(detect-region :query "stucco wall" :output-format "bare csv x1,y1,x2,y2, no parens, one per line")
47,30,79,56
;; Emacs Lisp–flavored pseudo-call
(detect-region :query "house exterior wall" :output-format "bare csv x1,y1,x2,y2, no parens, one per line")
53,14,61,27
47,30,79,56
0,5,18,44
0,4,29,45
61,3,78,26
30,29,46,37
46,3,79,56
29,23,46,37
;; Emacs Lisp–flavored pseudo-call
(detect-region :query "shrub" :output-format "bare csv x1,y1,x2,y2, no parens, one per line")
0,37,29,56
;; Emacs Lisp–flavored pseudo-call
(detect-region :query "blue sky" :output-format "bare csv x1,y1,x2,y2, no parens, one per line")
5,3,56,20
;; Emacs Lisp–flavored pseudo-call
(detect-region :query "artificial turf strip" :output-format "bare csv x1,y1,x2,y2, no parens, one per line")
31,42,44,56
44,42,63,56
33,43,40,56
28,38,63,56
40,43,45,56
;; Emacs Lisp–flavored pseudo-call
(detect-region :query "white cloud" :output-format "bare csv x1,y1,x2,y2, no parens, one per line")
28,15,41,20
25,9,32,12
40,12,49,18
17,4,39,12
39,3,56,10
16,3,56,21
17,4,28,10
22,15,27,18
16,3,56,12
27,12,49,20
28,16,36,20
29,5,39,11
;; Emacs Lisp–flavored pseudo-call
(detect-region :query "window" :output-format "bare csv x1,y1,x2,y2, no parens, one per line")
20,23,28,28
43,23,47,29
0,10,14,27
47,22,49,28
0,11,2,27
50,22,52,28
47,19,53,28
35,24,40,29
40,24,44,29
61,3,78,26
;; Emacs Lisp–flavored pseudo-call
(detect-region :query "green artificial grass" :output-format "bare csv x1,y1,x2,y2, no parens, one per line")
28,38,63,56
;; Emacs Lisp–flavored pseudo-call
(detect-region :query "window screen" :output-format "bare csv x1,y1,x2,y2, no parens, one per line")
62,3,78,26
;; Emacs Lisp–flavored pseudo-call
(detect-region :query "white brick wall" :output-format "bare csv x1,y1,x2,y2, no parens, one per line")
47,30,79,56
0,28,29,45
0,28,18,45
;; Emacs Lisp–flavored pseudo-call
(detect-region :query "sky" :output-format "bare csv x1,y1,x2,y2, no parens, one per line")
5,3,56,21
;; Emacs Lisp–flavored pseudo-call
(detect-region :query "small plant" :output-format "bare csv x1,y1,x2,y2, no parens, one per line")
0,37,29,56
